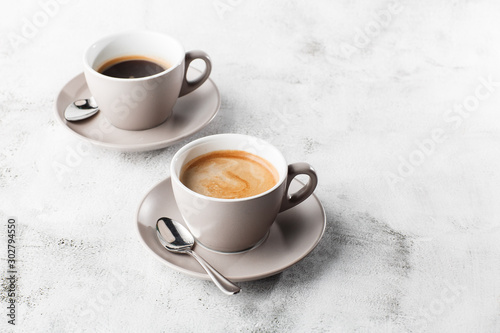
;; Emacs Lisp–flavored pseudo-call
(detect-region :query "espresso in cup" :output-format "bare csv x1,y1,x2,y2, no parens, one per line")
97,55,170,79
180,150,279,199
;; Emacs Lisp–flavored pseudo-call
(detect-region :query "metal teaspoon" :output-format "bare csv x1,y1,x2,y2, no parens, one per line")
156,217,241,295
64,97,99,121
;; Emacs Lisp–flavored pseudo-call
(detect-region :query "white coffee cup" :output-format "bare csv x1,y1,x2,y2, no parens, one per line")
83,30,211,131
170,133,318,253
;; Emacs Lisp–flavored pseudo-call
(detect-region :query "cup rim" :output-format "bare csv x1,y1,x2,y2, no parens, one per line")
170,133,288,202
82,30,185,82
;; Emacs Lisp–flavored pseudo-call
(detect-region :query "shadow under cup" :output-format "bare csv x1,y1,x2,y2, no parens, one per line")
170,134,317,253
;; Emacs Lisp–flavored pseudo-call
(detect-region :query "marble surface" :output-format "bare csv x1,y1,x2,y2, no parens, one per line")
1,0,500,332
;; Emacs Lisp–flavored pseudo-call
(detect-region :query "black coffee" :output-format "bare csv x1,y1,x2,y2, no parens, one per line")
97,55,168,79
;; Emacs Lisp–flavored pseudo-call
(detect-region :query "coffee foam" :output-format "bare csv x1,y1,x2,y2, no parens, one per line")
180,150,278,199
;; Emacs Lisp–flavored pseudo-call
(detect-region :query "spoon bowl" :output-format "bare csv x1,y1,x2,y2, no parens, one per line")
65,97,99,121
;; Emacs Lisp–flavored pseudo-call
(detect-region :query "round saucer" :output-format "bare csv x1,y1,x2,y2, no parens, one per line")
54,69,220,152
136,177,326,282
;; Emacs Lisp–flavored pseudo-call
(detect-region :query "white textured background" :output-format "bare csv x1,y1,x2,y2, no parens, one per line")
1,0,500,332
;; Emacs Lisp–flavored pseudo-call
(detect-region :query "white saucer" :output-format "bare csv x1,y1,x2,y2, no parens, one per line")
136,177,326,282
54,69,220,152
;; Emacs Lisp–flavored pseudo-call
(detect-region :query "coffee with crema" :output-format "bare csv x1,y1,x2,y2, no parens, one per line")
180,150,279,199
97,55,169,79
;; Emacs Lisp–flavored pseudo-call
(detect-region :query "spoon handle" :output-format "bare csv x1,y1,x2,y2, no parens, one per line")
186,249,241,295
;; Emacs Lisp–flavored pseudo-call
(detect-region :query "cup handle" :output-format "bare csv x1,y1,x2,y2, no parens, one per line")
279,162,318,212
179,50,212,97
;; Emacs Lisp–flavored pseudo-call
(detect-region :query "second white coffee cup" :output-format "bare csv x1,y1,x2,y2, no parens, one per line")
83,30,212,131
170,133,318,253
